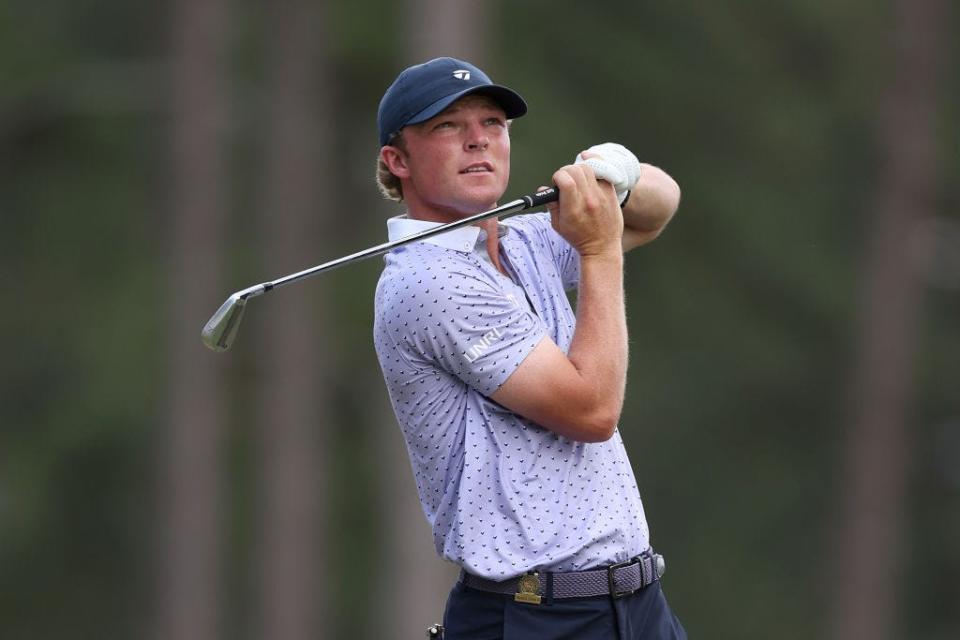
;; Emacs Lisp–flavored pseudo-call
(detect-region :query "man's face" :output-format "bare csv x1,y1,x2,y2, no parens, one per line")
386,95,511,221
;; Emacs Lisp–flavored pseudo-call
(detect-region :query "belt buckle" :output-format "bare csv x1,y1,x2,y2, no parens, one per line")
514,572,542,605
607,558,638,600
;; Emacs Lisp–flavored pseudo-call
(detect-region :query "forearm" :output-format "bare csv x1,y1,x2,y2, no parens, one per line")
621,164,681,246
566,250,628,436
490,163,629,442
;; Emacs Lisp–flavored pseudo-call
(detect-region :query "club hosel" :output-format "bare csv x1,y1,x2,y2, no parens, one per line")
234,283,270,302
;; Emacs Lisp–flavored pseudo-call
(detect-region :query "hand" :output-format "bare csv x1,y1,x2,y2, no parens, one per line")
545,163,623,258
574,143,641,205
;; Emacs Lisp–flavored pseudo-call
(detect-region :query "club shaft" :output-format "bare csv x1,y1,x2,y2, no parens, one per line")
264,189,556,292
202,187,558,351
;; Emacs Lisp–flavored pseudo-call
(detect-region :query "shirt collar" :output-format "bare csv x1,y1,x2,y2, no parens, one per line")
386,214,509,253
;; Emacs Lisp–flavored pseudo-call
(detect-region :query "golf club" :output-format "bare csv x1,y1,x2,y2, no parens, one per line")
201,187,559,352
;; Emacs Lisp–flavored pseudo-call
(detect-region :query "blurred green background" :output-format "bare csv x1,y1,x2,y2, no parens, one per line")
1,0,957,638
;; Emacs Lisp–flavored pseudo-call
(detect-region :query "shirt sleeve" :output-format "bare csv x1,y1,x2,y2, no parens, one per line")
401,263,547,397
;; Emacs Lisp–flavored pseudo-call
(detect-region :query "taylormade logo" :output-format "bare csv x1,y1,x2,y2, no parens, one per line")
464,327,504,363
452,70,471,80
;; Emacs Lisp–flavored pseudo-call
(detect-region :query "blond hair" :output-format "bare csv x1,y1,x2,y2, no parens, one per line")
376,132,406,202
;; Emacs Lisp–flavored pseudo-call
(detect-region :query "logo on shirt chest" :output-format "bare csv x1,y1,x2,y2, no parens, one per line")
464,327,505,363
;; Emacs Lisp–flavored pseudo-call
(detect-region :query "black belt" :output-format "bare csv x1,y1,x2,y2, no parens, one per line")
459,550,666,604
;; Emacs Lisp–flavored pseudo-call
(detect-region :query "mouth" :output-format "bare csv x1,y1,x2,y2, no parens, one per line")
459,162,494,175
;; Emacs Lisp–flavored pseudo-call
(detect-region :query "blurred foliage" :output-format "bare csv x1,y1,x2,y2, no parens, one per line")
0,0,957,639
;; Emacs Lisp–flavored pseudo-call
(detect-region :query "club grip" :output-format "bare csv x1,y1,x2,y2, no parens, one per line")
521,187,559,209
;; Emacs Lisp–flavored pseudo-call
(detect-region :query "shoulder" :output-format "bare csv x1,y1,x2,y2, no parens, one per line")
377,243,491,295
505,211,567,248
504,211,575,259
375,244,501,329
503,210,552,238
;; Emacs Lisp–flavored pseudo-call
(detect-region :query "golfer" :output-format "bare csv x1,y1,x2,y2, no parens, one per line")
373,57,685,639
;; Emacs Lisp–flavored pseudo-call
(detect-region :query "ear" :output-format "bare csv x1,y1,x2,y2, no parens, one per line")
380,145,411,179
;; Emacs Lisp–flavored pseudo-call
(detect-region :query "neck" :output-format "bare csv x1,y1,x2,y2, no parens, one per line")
401,184,499,224
404,202,498,224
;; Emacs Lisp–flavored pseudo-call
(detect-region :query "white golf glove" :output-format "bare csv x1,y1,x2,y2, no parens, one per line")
574,142,641,205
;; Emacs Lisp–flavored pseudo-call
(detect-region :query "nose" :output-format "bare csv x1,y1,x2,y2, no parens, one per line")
465,123,489,151
466,136,489,151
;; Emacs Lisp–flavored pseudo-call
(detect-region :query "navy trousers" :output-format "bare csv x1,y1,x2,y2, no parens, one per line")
442,579,687,640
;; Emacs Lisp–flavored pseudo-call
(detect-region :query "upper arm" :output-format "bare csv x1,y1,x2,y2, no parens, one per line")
621,227,663,252
392,262,547,398
491,336,616,442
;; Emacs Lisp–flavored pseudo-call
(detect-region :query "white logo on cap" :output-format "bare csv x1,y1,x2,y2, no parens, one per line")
452,70,471,80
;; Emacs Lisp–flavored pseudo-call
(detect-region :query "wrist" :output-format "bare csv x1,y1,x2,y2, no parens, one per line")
578,245,624,263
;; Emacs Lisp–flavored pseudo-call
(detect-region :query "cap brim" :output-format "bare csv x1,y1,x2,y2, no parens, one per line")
405,84,528,128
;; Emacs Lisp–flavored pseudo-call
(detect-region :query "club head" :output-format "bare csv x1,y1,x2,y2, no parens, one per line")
201,294,247,352
201,284,267,352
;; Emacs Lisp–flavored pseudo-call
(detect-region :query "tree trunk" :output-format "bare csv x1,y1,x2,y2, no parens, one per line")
254,1,332,639
405,0,492,63
158,1,229,639
830,1,947,638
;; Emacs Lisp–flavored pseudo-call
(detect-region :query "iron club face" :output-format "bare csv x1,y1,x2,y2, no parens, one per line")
201,285,267,352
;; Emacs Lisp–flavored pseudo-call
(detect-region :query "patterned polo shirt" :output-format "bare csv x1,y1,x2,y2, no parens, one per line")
373,211,649,580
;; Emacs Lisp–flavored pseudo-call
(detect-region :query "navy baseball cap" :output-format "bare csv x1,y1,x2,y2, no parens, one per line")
377,57,527,146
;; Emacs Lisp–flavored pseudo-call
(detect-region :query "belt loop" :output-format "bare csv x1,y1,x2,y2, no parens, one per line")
545,572,554,606
640,549,654,586
640,555,651,586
